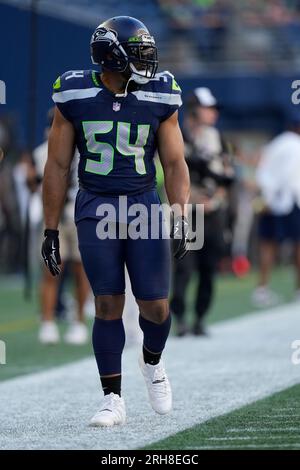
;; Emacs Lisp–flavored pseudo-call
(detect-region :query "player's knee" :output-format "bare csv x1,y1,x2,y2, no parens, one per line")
137,299,169,324
95,295,124,320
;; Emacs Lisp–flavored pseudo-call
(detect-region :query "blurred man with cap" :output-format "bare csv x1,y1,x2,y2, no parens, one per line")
171,87,234,336
252,112,300,307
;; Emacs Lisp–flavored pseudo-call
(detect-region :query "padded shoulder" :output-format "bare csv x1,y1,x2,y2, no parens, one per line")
133,71,182,108
52,70,101,104
151,71,182,95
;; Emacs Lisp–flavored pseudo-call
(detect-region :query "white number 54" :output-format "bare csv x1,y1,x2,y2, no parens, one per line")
83,120,150,176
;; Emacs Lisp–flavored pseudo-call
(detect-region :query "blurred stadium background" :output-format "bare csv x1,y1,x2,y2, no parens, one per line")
1,0,300,450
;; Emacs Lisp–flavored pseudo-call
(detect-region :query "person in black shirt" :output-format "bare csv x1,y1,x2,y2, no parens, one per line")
171,87,235,336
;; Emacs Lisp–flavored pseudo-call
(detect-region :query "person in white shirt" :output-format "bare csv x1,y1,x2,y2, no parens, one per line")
252,116,300,307
33,109,90,344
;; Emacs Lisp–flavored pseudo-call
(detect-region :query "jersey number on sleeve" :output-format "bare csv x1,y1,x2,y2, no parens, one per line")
82,121,150,176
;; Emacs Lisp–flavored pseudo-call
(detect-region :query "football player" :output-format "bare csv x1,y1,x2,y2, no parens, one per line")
42,16,190,426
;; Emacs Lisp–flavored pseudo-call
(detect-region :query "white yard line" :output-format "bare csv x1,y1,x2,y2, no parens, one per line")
228,427,300,433
186,444,300,449
0,303,300,450
205,436,297,441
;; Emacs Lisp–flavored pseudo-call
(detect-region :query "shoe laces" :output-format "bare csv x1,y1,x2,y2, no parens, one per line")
151,364,170,397
100,393,120,412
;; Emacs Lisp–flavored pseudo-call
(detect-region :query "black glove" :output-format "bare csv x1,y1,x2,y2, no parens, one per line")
171,216,190,260
41,229,61,276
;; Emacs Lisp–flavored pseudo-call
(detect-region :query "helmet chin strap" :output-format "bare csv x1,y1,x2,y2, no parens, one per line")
115,65,151,97
129,63,151,84
130,73,150,85
114,75,135,98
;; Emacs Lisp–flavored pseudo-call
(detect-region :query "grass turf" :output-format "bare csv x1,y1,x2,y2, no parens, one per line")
0,265,296,381
0,267,298,450
0,280,93,380
143,384,300,450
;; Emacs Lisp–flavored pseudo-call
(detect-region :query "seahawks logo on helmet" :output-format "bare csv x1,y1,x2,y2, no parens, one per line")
92,27,118,46
93,27,108,39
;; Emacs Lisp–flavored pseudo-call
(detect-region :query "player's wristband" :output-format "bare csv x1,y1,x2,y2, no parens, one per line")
44,229,59,238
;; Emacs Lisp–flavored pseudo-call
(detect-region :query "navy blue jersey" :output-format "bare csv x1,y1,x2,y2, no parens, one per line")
52,70,182,195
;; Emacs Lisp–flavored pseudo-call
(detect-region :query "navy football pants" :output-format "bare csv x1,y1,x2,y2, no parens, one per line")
77,220,170,299
75,190,171,300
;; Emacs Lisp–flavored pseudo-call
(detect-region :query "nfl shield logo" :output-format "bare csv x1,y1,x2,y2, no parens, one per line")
113,102,121,112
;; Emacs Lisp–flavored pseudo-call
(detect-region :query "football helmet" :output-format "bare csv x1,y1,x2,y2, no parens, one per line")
90,16,158,84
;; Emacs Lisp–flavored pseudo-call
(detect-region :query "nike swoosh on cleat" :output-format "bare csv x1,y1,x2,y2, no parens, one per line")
152,379,165,384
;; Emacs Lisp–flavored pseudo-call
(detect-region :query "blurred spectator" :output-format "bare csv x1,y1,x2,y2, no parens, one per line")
31,110,90,345
252,114,300,307
231,148,260,277
159,0,232,62
170,87,235,336
0,118,23,273
158,0,300,69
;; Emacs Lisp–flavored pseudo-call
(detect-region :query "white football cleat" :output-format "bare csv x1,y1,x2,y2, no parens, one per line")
89,393,126,427
64,321,88,345
38,321,60,344
139,355,172,415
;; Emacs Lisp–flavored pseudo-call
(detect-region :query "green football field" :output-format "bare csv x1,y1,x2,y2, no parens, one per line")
0,266,295,382
0,266,299,450
143,384,300,450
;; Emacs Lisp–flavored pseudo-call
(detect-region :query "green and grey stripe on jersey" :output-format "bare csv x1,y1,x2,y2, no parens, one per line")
52,87,103,103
